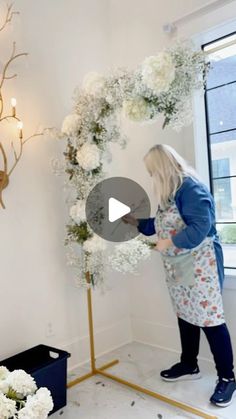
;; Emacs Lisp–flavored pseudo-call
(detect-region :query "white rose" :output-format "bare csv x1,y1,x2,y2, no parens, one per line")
61,114,81,137
83,235,107,253
141,52,175,94
123,97,152,122
76,143,100,171
70,201,86,223
83,72,106,97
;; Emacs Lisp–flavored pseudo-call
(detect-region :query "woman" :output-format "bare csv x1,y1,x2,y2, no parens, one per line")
123,144,236,408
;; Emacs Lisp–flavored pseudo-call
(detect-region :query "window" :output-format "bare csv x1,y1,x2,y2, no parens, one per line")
212,159,233,220
203,33,236,276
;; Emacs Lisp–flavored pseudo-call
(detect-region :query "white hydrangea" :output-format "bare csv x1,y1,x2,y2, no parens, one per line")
0,366,10,381
17,409,35,419
123,97,152,122
0,392,16,418
6,369,37,398
69,200,86,223
76,143,100,171
18,388,53,419
61,114,81,137
141,52,176,94
110,237,151,274
0,381,9,393
83,72,107,97
83,235,107,253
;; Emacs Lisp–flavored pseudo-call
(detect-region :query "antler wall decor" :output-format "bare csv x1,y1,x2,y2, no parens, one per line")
0,3,45,209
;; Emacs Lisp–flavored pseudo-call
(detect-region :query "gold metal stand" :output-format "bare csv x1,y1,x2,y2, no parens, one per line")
67,272,218,419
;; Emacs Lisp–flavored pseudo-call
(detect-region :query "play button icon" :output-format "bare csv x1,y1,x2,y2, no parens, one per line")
86,177,151,242
108,198,130,222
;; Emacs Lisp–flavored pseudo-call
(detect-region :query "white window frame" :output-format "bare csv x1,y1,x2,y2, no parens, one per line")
192,19,236,289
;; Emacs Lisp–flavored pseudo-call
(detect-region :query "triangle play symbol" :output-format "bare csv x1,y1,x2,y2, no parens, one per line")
108,197,131,222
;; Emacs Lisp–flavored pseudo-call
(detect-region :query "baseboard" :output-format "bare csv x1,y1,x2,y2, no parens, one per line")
131,316,218,364
58,316,236,372
131,316,180,350
133,338,216,365
58,316,132,371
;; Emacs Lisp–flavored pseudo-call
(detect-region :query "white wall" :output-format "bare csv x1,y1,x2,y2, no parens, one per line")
0,0,132,371
109,0,236,363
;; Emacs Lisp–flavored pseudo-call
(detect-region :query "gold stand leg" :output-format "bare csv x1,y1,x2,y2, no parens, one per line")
67,272,218,419
67,272,119,389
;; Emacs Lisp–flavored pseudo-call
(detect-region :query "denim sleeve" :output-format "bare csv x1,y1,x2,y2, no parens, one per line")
172,182,213,249
137,218,156,236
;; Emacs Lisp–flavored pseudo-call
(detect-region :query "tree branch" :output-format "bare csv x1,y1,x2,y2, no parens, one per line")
0,44,28,89
7,129,50,177
7,137,24,177
0,3,19,33
0,115,20,123
0,5,46,208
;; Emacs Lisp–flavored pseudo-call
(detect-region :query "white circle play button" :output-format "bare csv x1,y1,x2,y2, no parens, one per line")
108,198,131,223
86,177,151,242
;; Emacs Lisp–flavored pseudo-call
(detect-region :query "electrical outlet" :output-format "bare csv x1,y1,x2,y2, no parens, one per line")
46,322,55,337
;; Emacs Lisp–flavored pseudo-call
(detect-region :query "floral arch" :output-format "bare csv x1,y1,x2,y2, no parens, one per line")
59,42,208,289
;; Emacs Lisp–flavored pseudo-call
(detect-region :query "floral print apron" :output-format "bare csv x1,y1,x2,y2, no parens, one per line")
155,200,225,327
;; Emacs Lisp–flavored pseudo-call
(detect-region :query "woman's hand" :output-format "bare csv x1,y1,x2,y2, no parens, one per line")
122,214,138,227
154,238,173,252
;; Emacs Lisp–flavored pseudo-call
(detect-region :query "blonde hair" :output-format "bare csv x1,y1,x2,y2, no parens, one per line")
144,144,199,209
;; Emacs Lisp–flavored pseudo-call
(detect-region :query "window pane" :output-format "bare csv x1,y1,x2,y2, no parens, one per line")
217,224,236,269
213,177,236,222
204,34,236,276
206,56,236,90
212,158,230,177
206,84,236,133
210,131,236,177
225,267,236,276
223,246,236,270
205,34,236,89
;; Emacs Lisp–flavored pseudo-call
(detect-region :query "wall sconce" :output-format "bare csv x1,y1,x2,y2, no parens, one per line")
0,4,46,209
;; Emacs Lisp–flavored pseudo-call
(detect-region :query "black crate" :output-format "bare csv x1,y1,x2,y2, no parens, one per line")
0,344,71,415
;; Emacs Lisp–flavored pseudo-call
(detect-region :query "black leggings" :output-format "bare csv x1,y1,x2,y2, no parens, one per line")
178,317,235,379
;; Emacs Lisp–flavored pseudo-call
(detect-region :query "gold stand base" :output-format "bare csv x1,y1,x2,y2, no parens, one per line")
67,274,218,419
68,363,217,419
67,359,119,388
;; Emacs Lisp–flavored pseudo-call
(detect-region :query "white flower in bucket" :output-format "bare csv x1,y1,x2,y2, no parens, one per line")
0,392,16,418
17,388,53,419
0,367,53,418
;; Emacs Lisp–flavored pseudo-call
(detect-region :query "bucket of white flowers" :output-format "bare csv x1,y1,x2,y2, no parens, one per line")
0,366,53,418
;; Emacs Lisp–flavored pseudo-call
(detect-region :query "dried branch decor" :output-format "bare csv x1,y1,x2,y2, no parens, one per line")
0,3,45,209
